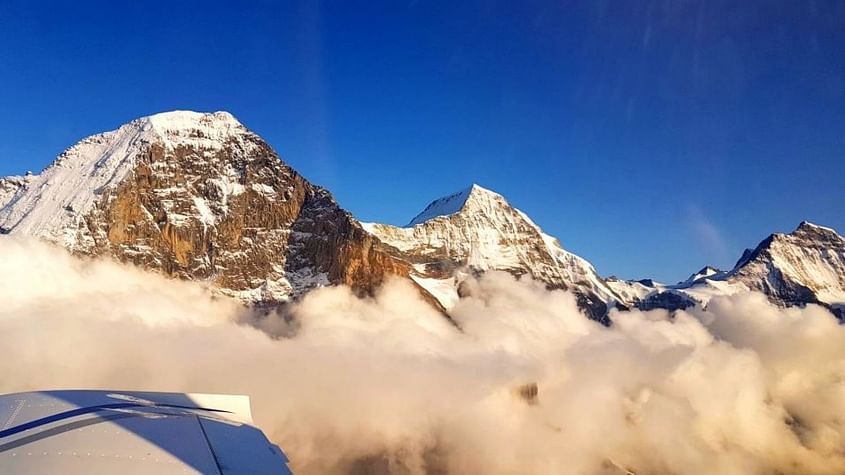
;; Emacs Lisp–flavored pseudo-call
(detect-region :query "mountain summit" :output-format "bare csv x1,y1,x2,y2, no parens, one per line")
0,111,412,303
407,184,495,226
728,221,845,311
365,184,621,319
1,111,245,246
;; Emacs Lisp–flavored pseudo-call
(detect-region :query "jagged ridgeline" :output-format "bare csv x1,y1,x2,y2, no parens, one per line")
2,111,843,322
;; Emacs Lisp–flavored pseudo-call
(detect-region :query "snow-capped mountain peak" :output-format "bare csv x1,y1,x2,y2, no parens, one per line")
0,111,252,249
792,220,842,242
681,265,724,285
728,221,845,307
146,110,239,127
144,110,250,151
366,184,621,320
407,183,501,226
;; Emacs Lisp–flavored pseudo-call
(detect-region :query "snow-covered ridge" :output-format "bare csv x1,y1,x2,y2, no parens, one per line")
606,271,748,311
0,111,248,249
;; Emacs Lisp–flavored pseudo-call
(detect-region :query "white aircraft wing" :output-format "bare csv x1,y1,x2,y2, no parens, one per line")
0,390,292,474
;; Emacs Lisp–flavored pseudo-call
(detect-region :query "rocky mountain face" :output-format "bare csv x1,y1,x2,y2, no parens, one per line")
0,111,414,305
2,111,843,322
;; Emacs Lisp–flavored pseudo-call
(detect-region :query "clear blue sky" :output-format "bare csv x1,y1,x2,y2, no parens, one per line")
1,1,843,282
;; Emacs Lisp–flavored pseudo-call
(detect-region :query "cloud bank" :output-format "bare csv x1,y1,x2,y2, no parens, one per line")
1,238,844,474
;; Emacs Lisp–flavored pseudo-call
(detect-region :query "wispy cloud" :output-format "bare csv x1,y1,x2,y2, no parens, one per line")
686,204,731,266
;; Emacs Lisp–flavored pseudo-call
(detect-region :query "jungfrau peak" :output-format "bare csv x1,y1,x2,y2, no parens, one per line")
606,221,845,319
728,221,845,312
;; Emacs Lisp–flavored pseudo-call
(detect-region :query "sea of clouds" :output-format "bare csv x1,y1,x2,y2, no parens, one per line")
1,237,844,474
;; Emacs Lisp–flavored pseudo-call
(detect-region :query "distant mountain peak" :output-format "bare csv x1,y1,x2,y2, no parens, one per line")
726,221,845,309
730,222,842,272
680,265,723,285
797,220,828,231
406,183,504,226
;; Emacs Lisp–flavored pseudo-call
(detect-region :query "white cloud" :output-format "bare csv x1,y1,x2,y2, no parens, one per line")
1,237,844,474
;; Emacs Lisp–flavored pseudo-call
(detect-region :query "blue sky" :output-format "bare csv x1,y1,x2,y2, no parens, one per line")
1,1,843,282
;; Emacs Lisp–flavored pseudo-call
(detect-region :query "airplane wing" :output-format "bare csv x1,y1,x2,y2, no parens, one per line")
0,390,292,474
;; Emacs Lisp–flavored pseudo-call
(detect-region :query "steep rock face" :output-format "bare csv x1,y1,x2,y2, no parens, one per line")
284,187,418,300
727,222,845,310
362,185,622,321
0,111,413,304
